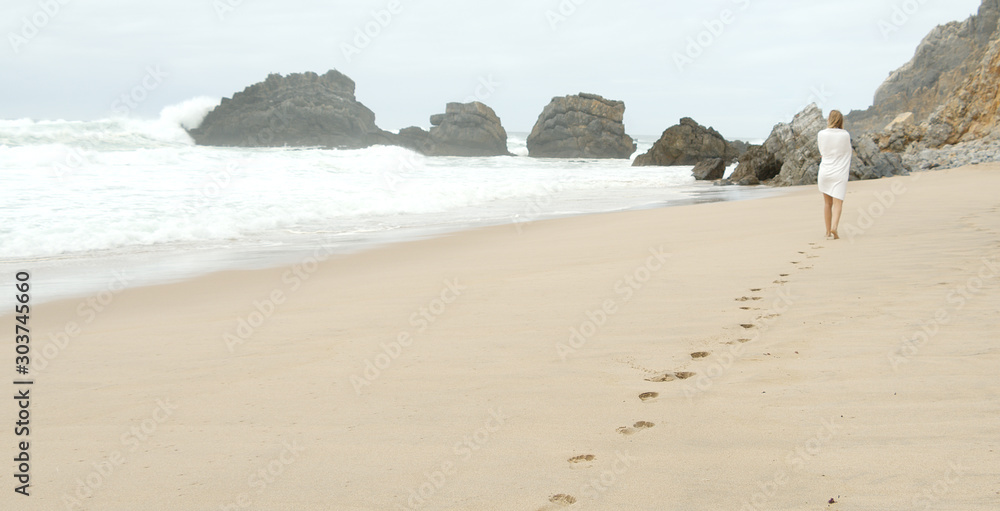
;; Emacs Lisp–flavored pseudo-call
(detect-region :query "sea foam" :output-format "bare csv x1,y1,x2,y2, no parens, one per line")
1,99,760,262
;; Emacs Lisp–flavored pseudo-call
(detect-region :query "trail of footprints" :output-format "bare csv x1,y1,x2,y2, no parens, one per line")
545,243,825,506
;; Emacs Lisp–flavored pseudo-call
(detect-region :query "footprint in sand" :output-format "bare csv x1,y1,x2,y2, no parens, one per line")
617,421,655,435
645,371,695,382
724,338,751,345
691,351,711,359
774,279,788,284
639,392,659,402
779,273,789,277
645,373,675,382
568,454,595,464
740,323,755,329
750,288,762,292
549,494,577,506
740,306,751,310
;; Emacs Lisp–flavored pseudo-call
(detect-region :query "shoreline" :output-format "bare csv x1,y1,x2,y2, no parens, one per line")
4,164,998,510
1,176,782,305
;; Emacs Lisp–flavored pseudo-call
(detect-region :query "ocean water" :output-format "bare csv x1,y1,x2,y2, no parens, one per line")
0,99,781,302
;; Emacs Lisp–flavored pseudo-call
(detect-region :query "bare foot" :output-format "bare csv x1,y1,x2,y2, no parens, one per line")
831,230,839,240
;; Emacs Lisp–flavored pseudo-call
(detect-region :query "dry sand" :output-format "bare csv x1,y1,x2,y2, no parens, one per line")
3,165,999,511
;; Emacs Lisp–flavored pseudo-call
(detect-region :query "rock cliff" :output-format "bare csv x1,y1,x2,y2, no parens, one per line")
866,1,1000,161
933,37,1000,144
846,0,1000,133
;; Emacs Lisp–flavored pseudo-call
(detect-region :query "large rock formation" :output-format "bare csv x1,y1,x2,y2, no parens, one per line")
527,93,636,158
867,4,1000,156
846,0,1000,133
729,104,907,187
632,118,739,167
396,102,511,157
189,70,394,149
767,105,829,186
729,104,826,186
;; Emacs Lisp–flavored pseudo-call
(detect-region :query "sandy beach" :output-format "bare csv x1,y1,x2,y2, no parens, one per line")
4,165,999,511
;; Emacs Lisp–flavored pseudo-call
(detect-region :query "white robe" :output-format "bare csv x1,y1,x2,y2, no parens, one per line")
817,128,852,200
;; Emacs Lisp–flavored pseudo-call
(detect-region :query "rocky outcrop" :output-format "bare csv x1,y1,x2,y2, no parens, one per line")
396,102,511,157
846,0,1000,133
189,70,394,149
885,112,915,131
868,19,1000,156
842,0,1000,175
769,107,827,186
632,118,739,167
527,93,636,158
873,112,926,152
728,104,826,187
727,145,781,185
691,158,727,180
851,133,908,180
933,36,1000,145
727,104,908,187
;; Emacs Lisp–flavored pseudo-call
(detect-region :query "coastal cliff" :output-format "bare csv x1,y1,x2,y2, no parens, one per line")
846,0,1000,133
861,0,1000,170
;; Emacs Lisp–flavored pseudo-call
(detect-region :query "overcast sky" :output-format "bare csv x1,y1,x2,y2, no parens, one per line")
1,0,985,139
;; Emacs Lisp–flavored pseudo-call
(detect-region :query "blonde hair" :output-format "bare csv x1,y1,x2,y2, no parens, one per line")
828,110,844,130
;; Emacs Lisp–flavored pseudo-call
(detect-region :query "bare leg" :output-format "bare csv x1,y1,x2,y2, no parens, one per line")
831,198,844,240
823,194,833,238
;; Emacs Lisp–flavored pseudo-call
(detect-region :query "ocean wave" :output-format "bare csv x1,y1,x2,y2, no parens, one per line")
0,97,220,150
0,101,710,259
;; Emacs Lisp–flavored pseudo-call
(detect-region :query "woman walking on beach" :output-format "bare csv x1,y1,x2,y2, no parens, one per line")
817,110,852,240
